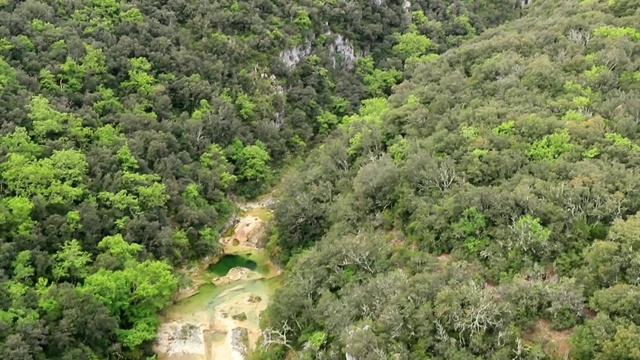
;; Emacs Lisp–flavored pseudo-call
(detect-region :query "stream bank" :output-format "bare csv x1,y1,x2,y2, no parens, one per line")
154,200,280,360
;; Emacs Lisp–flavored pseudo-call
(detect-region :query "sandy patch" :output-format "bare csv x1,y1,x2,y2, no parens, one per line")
528,319,572,358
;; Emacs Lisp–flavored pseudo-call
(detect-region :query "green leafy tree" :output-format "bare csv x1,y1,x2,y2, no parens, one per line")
52,240,92,281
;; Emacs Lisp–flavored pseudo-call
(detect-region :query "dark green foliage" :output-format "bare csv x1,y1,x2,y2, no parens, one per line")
0,0,523,357
260,0,640,359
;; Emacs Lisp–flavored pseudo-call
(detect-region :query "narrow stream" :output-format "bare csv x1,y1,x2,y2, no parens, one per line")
154,206,280,360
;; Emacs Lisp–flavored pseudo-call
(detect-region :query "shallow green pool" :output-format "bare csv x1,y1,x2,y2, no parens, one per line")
207,254,258,276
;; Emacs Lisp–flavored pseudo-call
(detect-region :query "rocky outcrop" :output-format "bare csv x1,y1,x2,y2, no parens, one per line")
279,34,361,71
327,33,358,70
230,327,249,359
155,322,206,356
280,44,312,68
213,267,259,285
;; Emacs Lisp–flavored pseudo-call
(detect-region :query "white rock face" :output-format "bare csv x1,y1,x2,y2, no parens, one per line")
279,32,361,70
279,44,312,67
230,327,249,360
327,33,358,70
155,322,206,356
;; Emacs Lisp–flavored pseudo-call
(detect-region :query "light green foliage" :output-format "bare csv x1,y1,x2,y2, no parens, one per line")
12,251,35,284
0,56,15,91
31,19,57,32
593,25,640,41
97,234,142,263
94,124,125,146
93,86,124,114
572,96,591,108
564,80,594,98
347,132,362,156
120,8,143,22
364,68,403,97
59,57,85,92
136,182,170,209
52,240,91,281
0,197,35,235
98,190,140,214
453,207,489,255
38,69,57,90
72,0,126,32
229,0,241,13
526,129,574,161
357,55,403,95
393,31,433,60
472,148,489,156
585,65,607,80
236,92,256,120
294,9,312,29
1,150,88,204
447,14,477,46
0,127,42,158
510,215,552,257
605,132,640,151
406,94,419,105
562,110,586,121
67,210,82,231
28,95,90,142
183,183,205,209
121,57,156,96
50,39,66,53
117,145,139,170
82,43,107,75
308,331,327,351
491,120,515,135
341,97,389,129
388,137,409,163
411,10,428,26
191,99,211,120
317,110,339,134
460,125,479,139
199,226,218,246
331,95,350,114
582,147,600,158
355,56,375,76
16,35,35,51
81,258,177,348
200,143,227,167
238,141,272,183
171,229,190,257
200,143,236,189
0,38,13,51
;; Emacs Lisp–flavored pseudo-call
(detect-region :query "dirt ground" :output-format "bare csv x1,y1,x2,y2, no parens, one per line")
527,319,572,358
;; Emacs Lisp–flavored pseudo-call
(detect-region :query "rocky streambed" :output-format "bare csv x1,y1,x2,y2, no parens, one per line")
154,202,280,360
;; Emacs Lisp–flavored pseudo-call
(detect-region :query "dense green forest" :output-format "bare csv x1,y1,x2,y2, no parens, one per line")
0,0,638,358
0,0,520,357
259,0,640,359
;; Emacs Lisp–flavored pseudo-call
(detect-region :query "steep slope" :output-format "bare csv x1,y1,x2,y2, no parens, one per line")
261,0,640,359
0,0,522,359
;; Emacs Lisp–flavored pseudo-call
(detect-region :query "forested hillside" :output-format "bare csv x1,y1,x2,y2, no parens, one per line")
0,0,523,358
260,0,640,359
